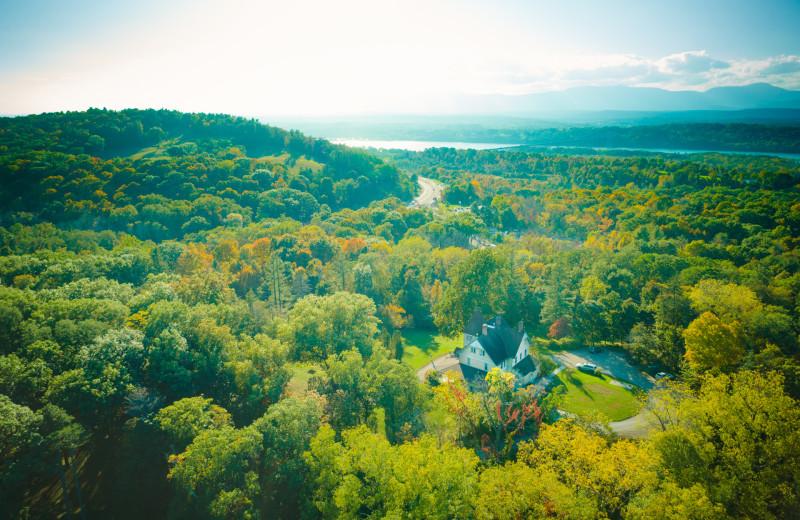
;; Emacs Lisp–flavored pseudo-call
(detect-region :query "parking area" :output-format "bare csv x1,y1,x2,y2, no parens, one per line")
551,347,655,391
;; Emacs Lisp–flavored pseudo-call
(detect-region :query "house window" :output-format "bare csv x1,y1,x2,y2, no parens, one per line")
484,363,488,370
470,347,476,353
467,358,471,366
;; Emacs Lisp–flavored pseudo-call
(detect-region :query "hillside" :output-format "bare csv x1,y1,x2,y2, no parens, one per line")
0,109,416,241
1,110,799,519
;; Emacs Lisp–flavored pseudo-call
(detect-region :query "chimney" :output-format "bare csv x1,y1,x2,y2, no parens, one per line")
518,320,524,333
495,316,501,326
482,323,488,336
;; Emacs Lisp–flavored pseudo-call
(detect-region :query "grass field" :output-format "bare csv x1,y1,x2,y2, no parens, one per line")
400,330,461,370
285,362,321,396
126,136,182,160
551,369,641,421
530,336,568,355
254,153,325,175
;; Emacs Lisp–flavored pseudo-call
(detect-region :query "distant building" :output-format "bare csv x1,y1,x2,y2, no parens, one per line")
454,310,540,386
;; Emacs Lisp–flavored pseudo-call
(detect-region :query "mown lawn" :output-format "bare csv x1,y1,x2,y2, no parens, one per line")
551,369,641,421
400,330,461,370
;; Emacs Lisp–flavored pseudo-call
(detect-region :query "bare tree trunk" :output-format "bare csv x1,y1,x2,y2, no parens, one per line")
69,447,86,520
60,451,73,520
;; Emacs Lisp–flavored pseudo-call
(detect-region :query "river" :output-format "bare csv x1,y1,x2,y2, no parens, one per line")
329,138,520,151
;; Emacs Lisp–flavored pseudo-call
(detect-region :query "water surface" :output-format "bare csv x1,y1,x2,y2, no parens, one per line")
331,138,800,160
330,138,520,151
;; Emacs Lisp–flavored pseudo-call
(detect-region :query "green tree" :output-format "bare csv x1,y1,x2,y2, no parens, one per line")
222,335,290,424
155,396,232,450
250,396,323,518
573,300,607,346
263,253,293,315
168,425,262,520
281,292,379,360
434,248,510,336
311,347,424,441
625,482,726,520
144,326,193,399
304,424,478,519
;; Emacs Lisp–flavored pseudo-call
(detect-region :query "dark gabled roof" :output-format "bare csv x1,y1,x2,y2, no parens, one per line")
513,355,537,376
477,330,507,365
460,364,488,384
464,308,484,336
495,315,524,359
475,315,524,365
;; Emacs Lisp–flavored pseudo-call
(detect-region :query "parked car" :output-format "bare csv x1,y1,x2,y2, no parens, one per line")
588,346,604,353
655,372,674,380
576,363,597,373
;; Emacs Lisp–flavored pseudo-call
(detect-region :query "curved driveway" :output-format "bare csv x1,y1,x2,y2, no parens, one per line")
550,347,656,438
416,352,461,381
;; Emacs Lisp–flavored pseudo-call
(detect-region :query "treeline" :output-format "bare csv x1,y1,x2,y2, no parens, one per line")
1,110,799,519
385,146,798,190
509,123,800,154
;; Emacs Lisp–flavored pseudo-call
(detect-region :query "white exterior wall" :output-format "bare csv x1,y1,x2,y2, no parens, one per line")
459,352,495,372
512,335,531,364
460,338,495,371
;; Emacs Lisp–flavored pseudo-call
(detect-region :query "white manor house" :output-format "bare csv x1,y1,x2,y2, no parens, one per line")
454,310,541,386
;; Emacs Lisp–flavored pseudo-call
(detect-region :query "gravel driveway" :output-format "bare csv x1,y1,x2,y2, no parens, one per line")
416,352,461,381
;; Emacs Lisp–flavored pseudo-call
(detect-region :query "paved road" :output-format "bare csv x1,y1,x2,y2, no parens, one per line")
411,177,445,208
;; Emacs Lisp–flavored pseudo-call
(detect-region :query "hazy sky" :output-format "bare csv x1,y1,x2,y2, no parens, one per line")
2,0,800,116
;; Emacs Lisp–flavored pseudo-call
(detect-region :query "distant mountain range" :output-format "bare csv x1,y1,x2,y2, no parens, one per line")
267,84,800,140
264,84,800,154
430,83,800,114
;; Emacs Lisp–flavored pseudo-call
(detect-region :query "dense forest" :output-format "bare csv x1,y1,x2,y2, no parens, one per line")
1,110,799,519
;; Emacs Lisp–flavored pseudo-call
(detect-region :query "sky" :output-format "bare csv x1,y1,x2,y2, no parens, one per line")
1,0,800,116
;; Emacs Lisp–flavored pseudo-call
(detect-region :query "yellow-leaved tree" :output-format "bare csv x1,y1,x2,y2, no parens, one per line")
682,311,745,372
519,420,659,518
